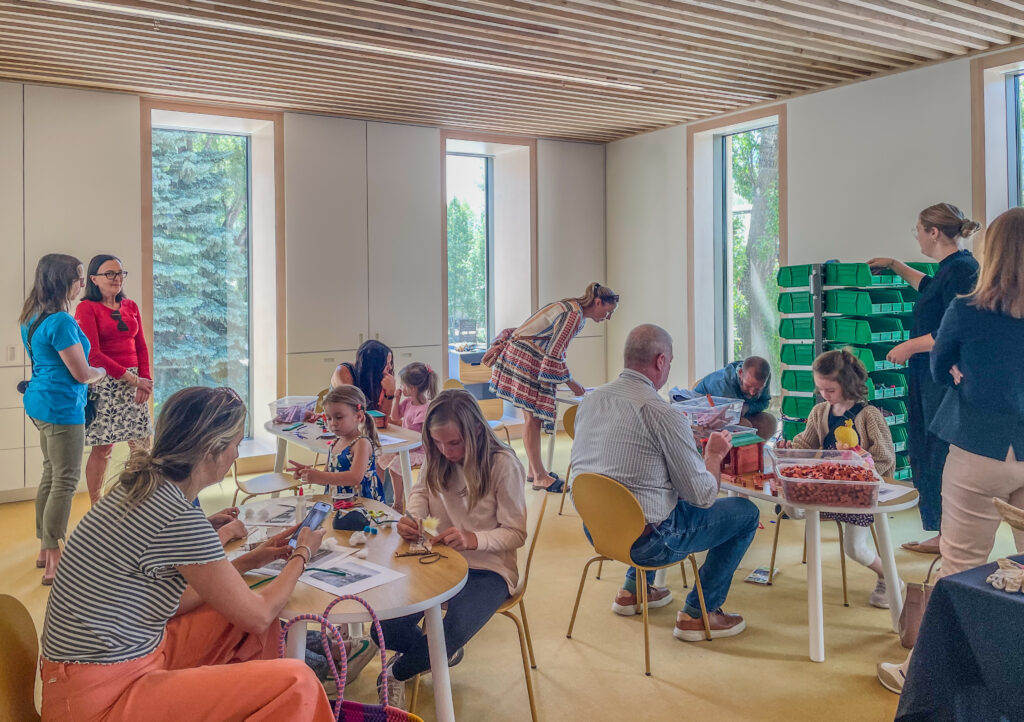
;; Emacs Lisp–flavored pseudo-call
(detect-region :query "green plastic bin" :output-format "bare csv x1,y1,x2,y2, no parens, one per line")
828,344,903,372
783,418,805,441
780,317,815,340
893,452,912,480
777,264,812,288
891,424,909,453
781,343,816,366
870,371,908,399
781,370,815,393
778,291,813,314
825,317,909,344
906,261,939,276
824,288,915,315
782,395,816,419
873,398,908,425
823,263,903,287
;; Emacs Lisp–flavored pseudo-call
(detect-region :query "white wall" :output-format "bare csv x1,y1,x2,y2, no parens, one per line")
537,139,607,388
605,124,689,388
493,146,532,334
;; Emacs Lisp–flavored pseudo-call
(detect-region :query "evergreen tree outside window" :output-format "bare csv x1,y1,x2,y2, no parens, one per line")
151,129,252,434
446,154,492,346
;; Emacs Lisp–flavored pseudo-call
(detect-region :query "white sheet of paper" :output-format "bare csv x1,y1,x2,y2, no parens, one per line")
249,547,358,578
377,432,408,446
877,482,915,503
298,558,406,597
239,498,302,527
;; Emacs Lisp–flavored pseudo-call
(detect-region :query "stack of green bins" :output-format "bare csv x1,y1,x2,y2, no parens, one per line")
777,265,817,441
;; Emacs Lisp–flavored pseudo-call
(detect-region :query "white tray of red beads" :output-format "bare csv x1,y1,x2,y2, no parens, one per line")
767,448,882,509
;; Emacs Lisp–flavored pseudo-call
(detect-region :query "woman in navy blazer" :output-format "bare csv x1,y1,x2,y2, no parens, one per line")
930,206,1024,577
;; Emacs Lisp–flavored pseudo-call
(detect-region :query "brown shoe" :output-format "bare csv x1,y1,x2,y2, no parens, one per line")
673,609,746,642
611,585,673,616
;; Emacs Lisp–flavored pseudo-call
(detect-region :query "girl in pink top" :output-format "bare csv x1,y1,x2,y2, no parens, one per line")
382,362,438,512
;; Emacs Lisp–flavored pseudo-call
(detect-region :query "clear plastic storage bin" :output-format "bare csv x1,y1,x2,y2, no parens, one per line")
767,448,882,508
672,396,744,431
269,396,317,424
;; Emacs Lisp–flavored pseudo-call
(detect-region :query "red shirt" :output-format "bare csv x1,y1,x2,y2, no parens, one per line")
74,298,152,380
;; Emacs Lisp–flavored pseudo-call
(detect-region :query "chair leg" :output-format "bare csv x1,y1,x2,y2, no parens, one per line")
638,569,652,676
870,523,881,556
408,674,420,713
519,599,537,669
503,426,511,446
504,610,539,722
567,555,606,638
802,528,808,564
768,512,784,585
689,555,712,641
836,521,849,607
596,560,603,580
679,560,688,588
558,463,572,515
232,488,240,506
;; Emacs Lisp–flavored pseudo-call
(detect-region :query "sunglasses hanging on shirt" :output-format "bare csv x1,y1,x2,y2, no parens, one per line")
110,309,129,332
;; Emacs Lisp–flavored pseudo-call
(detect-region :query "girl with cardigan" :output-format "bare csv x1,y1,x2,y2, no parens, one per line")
778,349,897,608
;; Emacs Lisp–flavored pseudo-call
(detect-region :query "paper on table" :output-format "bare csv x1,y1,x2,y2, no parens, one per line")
239,498,301,527
299,558,406,597
249,547,358,577
377,432,411,446
877,482,915,503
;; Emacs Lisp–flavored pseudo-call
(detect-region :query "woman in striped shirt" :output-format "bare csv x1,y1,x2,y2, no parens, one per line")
39,386,334,722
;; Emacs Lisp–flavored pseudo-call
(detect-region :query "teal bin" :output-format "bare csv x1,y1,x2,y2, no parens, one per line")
780,317,815,340
824,288,915,315
824,263,903,287
781,343,815,366
778,291,813,314
829,344,903,372
893,452,912,481
781,370,815,393
891,424,909,453
783,418,805,441
873,399,908,425
870,371,908,399
825,317,909,344
782,395,816,419
777,264,812,288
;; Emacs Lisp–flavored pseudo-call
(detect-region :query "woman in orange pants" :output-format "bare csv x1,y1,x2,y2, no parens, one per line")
39,387,334,721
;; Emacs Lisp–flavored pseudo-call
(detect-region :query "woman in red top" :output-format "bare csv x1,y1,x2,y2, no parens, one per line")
75,255,154,505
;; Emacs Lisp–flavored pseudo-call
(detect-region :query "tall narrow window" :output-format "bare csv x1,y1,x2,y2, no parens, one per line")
718,125,781,394
1010,72,1024,207
151,129,252,431
446,153,492,345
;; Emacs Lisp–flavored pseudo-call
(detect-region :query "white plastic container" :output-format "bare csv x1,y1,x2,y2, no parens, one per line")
268,396,317,424
672,395,745,430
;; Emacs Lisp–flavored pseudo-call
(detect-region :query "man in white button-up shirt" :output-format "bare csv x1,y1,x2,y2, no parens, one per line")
570,324,759,641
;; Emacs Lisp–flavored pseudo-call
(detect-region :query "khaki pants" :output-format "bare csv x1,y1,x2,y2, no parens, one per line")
31,418,85,549
939,445,1024,578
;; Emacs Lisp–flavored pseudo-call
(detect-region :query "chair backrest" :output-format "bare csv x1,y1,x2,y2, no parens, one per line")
0,594,41,722
512,482,549,598
314,387,330,414
563,404,578,440
442,378,465,391
571,473,648,564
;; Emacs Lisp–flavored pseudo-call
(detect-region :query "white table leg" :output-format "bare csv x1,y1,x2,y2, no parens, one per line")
399,449,414,508
424,604,455,722
286,620,308,659
806,510,825,663
874,512,903,632
545,399,559,471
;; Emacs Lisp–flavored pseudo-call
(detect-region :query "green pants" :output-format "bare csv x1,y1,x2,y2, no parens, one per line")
31,418,85,548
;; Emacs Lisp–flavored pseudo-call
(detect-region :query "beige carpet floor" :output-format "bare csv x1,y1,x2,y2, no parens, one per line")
3,434,1019,721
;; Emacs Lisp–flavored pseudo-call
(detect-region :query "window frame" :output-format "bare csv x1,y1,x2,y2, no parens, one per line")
1007,71,1023,208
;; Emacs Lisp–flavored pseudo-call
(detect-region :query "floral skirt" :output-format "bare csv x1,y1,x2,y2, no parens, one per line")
85,367,153,446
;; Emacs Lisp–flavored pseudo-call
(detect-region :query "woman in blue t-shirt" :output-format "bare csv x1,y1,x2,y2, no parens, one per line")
20,253,106,584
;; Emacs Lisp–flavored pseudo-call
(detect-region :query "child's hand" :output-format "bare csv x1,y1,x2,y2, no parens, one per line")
776,439,793,449
288,460,313,482
397,515,420,542
431,527,478,551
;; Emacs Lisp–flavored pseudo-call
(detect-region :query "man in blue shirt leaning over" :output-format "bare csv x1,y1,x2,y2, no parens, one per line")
694,357,776,440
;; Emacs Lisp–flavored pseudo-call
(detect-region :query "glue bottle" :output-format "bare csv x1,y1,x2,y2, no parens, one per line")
295,487,307,522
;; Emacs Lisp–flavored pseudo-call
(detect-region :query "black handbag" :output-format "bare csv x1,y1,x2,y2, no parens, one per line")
19,312,98,428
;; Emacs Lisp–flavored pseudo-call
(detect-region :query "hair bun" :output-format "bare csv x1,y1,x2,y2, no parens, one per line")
960,219,981,238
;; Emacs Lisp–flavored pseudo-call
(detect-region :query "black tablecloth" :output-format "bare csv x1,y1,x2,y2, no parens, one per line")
895,554,1024,722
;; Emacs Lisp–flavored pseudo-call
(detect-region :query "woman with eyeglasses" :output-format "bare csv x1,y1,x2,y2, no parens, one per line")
20,254,107,584
75,254,155,505
486,281,619,493
868,203,980,554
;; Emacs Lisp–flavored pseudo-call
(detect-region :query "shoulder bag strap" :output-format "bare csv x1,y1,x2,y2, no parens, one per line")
24,312,52,380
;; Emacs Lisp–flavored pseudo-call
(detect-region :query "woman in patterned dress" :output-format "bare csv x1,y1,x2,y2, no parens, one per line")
487,282,619,492
75,255,154,505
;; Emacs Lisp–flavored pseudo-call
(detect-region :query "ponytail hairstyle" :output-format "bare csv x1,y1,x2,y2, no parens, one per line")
19,253,83,325
116,386,246,508
967,206,1024,318
812,349,869,403
919,203,981,245
420,389,510,509
398,362,439,405
324,384,380,451
570,281,619,310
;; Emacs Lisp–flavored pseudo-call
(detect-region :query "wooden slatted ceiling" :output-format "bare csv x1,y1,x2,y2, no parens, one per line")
1,0,1023,142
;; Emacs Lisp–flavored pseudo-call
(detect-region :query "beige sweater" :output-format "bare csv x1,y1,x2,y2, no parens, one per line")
790,402,896,477
408,450,527,594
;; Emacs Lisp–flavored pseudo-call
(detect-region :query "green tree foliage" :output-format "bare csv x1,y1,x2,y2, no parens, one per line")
729,127,781,394
447,196,487,344
151,129,250,427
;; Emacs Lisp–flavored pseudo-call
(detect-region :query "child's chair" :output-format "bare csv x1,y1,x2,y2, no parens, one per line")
0,594,41,721
442,379,511,444
558,404,579,515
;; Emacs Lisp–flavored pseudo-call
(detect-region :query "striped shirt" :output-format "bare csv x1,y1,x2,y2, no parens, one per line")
570,369,719,524
41,481,225,663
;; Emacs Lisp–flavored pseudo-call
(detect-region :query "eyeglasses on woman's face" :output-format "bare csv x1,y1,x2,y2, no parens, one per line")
93,271,128,281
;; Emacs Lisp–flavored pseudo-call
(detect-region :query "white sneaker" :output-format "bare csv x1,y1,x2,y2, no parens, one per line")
869,578,905,609
376,656,406,710
877,662,905,694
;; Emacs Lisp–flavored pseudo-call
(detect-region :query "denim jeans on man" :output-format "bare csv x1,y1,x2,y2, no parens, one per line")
616,496,758,615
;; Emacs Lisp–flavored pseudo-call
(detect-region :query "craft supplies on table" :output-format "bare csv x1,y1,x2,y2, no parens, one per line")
768,447,882,508
269,396,318,424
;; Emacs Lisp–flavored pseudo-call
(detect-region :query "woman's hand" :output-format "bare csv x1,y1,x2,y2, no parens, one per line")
134,386,151,405
244,525,299,568
294,526,326,557
396,515,420,541
950,364,964,385
217,519,248,545
381,371,396,397
867,257,894,269
567,380,586,397
431,527,478,551
886,341,913,365
137,377,154,392
208,507,240,529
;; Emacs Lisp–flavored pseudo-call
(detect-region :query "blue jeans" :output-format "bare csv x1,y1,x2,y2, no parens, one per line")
624,497,758,614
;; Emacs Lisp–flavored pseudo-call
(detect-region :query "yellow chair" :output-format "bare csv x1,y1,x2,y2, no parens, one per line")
567,473,711,676
410,487,547,721
442,378,511,444
0,594,41,721
768,512,880,607
557,404,579,515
